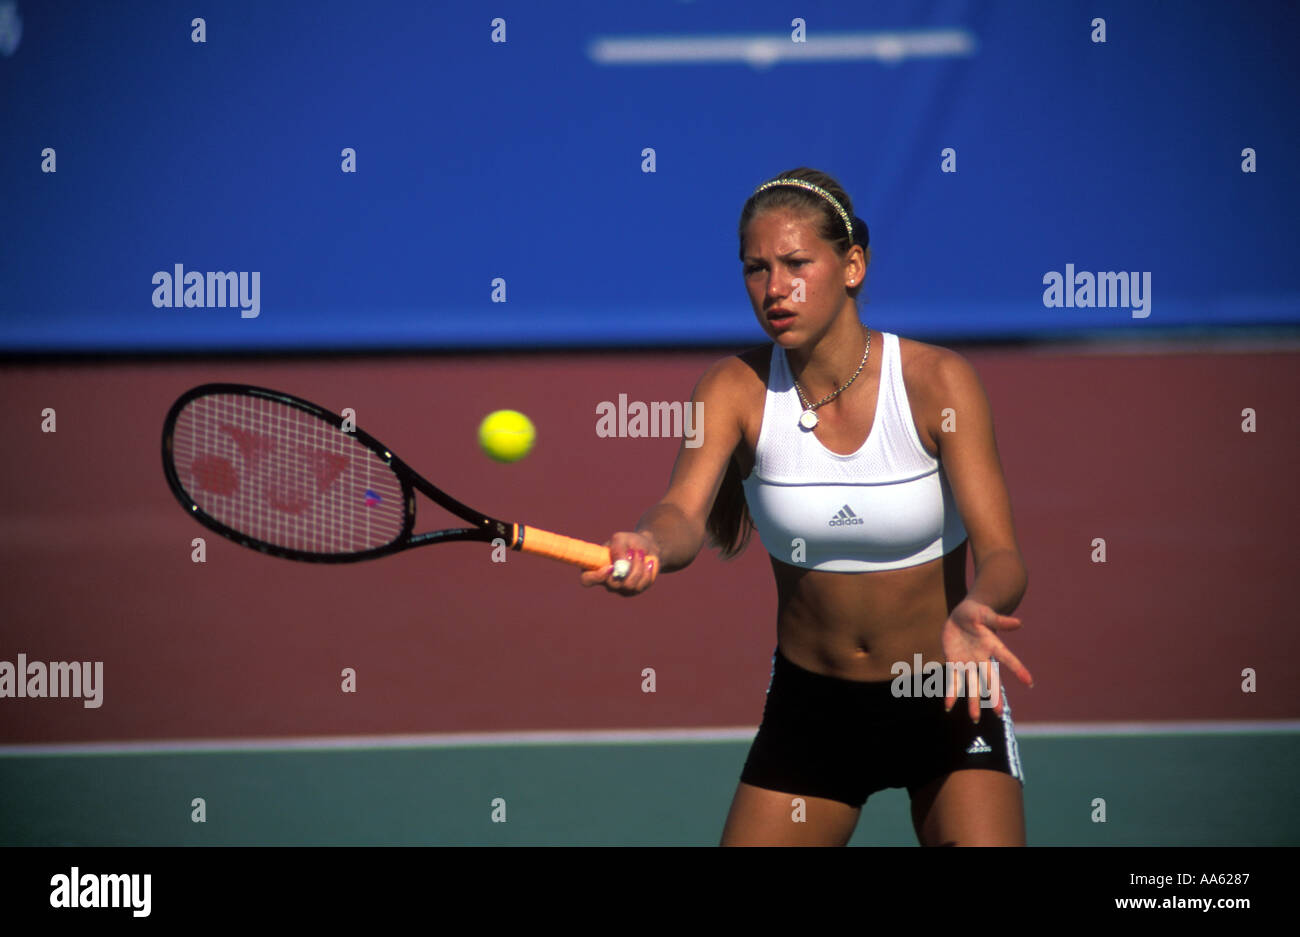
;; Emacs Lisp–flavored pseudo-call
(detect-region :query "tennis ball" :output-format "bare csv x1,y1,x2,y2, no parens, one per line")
478,409,535,462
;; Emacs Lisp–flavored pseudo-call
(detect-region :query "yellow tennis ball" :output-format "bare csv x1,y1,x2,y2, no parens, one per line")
478,410,535,462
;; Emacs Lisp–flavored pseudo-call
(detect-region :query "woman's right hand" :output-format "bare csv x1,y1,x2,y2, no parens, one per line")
580,530,661,595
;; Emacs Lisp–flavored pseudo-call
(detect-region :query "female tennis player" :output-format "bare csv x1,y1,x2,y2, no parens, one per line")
581,167,1033,847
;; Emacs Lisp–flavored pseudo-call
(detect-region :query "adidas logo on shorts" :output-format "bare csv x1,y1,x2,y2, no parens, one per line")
828,504,864,527
966,736,992,754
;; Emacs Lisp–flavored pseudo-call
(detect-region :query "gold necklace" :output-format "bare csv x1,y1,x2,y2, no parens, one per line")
793,328,871,430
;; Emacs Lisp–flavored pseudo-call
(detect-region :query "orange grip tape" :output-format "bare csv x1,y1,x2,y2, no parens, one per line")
516,525,611,569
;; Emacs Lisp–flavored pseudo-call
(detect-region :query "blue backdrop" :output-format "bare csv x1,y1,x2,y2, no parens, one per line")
2,0,1297,352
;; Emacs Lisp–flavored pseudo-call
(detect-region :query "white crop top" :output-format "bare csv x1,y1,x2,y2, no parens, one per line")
740,332,968,572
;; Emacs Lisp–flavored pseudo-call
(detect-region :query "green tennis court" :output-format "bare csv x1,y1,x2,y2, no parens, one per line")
4,728,1296,846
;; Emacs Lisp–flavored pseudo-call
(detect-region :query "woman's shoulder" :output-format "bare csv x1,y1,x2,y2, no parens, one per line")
693,345,771,399
894,334,984,407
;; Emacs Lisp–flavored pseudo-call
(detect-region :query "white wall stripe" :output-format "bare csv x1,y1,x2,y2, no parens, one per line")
587,30,977,68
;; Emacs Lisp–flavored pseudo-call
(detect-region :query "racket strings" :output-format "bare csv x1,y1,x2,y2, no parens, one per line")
171,394,405,555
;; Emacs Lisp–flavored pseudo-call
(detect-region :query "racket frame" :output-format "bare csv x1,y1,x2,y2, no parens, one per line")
162,383,517,564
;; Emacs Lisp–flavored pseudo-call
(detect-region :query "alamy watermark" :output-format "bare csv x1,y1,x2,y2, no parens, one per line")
1043,264,1150,318
0,653,103,708
890,653,999,708
596,394,703,448
50,867,150,917
152,264,260,318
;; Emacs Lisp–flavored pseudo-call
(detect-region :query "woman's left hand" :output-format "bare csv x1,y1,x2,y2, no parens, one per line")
940,598,1033,722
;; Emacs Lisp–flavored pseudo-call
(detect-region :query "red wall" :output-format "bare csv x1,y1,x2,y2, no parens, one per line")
1,344,1296,743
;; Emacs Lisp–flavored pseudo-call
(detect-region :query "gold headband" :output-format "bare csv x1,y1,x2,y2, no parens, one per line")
751,178,853,242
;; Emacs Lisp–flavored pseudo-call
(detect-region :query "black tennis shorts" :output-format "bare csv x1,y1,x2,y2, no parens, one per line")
740,647,1025,808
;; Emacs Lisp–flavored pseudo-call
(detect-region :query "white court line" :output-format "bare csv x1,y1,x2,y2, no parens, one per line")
1014,720,1300,737
0,720,1297,757
587,30,977,68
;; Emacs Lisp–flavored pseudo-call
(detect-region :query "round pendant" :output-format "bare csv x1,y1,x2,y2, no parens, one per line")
799,409,819,430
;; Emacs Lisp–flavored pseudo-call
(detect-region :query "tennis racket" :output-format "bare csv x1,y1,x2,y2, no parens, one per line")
161,383,612,569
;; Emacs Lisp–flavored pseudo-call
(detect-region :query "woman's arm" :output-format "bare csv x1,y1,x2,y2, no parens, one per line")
581,355,749,591
926,348,1033,717
931,350,1028,614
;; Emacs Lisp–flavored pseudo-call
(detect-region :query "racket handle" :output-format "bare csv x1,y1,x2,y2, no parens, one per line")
514,525,611,569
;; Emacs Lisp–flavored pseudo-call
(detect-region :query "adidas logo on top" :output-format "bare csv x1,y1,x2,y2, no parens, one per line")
966,736,992,754
828,504,864,527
